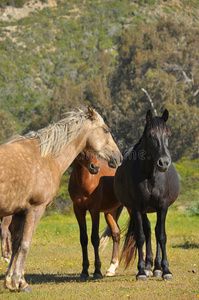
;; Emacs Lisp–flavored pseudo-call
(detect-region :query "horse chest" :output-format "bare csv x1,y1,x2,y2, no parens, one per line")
142,179,168,211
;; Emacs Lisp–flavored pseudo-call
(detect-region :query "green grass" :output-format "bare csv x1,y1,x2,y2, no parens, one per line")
0,210,198,299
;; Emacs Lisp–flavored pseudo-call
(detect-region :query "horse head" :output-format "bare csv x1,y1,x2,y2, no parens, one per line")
76,150,100,174
84,106,122,169
144,109,172,172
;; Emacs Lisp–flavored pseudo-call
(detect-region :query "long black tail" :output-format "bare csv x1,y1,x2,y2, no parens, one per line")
120,215,137,269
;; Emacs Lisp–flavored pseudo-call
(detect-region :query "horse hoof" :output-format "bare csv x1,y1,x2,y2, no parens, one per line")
105,271,115,277
80,273,89,281
145,269,153,277
153,270,162,277
21,286,32,292
1,257,10,264
93,273,103,280
163,273,173,281
136,275,147,281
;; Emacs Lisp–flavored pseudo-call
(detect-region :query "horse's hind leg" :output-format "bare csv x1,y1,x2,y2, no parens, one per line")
73,204,89,280
1,216,12,263
134,210,147,281
142,214,153,277
5,205,46,292
104,210,120,276
90,209,103,279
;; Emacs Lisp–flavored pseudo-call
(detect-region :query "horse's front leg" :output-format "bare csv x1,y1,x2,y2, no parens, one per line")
153,241,162,277
5,205,46,292
155,206,173,280
142,214,153,277
90,208,103,279
73,204,89,280
104,210,120,276
134,210,147,281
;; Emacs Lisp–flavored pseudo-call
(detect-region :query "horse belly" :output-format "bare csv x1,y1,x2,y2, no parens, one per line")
0,168,31,216
100,188,119,212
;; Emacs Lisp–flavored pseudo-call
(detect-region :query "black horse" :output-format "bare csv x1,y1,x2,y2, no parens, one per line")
114,109,180,281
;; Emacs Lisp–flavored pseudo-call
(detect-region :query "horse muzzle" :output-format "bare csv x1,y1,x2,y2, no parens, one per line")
108,152,123,168
157,156,171,172
88,163,100,174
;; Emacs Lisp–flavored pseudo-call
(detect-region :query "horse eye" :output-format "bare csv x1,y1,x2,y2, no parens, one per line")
103,127,109,133
149,131,155,138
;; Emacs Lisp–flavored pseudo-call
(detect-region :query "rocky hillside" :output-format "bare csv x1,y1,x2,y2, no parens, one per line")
0,0,198,159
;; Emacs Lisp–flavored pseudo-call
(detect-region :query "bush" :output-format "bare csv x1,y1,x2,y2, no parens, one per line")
186,202,199,216
174,158,199,205
0,0,26,8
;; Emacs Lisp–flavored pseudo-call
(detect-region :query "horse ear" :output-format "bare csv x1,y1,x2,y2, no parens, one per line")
87,106,97,120
162,109,169,122
146,109,153,123
77,150,85,161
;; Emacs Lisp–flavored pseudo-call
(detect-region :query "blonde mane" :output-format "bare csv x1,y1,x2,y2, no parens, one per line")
6,107,103,157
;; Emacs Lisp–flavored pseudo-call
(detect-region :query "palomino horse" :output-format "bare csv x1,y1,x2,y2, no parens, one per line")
115,109,180,281
68,150,125,279
0,106,122,292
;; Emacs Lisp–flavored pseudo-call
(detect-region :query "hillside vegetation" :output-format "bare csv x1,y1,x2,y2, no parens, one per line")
0,0,198,210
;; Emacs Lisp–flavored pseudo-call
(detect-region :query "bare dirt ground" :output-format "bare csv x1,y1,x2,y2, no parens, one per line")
0,0,57,22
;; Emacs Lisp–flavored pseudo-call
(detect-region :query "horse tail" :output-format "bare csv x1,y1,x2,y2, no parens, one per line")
99,226,111,251
120,215,137,269
99,205,124,250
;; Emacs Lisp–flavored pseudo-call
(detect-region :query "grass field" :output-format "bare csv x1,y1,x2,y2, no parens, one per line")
0,208,198,299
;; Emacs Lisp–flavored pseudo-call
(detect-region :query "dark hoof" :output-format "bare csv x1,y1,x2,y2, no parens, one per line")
153,269,162,277
163,273,173,281
136,275,147,281
93,273,103,280
21,286,32,292
80,273,89,281
145,269,153,277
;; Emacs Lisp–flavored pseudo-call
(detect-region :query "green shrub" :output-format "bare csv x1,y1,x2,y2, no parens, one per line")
174,158,199,205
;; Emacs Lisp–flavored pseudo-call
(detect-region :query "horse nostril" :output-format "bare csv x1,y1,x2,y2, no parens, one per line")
158,157,171,169
90,163,95,169
158,159,163,167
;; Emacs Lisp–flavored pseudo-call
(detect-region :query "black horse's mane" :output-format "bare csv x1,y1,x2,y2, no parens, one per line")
122,137,142,160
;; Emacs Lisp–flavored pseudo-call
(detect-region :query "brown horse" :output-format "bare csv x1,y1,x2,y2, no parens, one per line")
68,150,126,280
0,106,122,292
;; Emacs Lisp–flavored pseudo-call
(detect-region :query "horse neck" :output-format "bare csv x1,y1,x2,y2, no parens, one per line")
72,159,91,187
53,124,89,177
136,137,157,179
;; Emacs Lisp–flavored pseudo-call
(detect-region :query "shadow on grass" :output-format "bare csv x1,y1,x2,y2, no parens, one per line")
172,241,199,249
0,273,131,285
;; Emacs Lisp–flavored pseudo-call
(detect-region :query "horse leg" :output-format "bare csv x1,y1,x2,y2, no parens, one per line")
142,214,153,277
100,205,123,249
154,207,173,280
73,204,89,280
153,241,162,278
134,210,147,281
1,216,12,263
90,209,102,279
4,205,46,292
104,211,120,276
